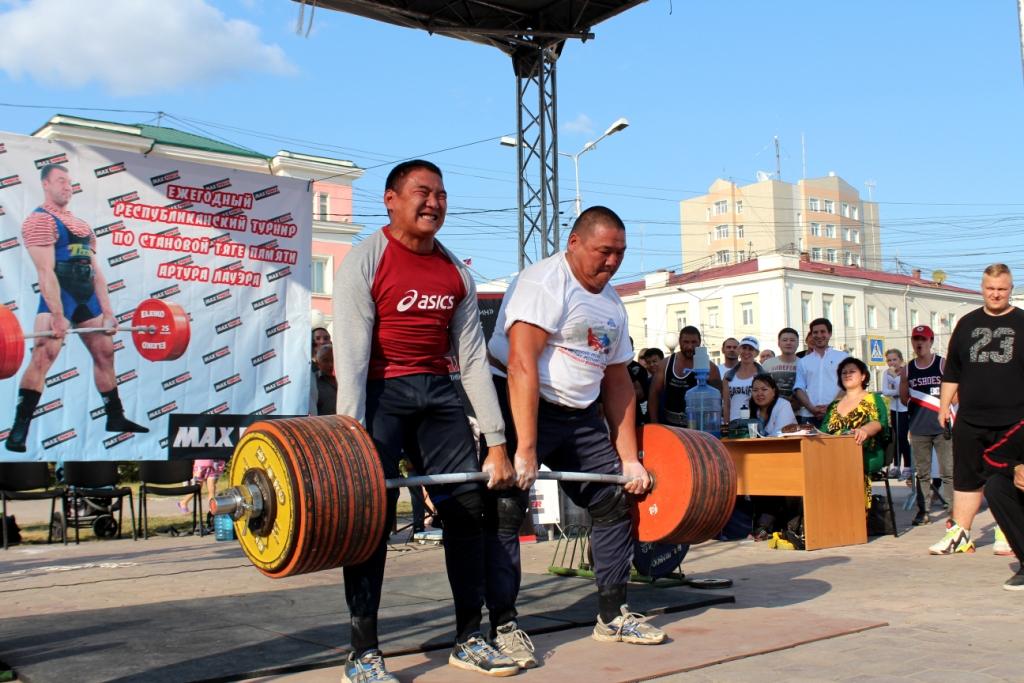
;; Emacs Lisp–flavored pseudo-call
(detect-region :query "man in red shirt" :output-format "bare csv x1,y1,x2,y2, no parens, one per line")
6,164,147,453
332,160,519,682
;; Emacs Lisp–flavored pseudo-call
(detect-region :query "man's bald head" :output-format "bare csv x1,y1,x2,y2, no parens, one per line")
569,205,626,241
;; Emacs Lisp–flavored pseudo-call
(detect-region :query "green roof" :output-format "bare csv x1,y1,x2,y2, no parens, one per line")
135,123,267,159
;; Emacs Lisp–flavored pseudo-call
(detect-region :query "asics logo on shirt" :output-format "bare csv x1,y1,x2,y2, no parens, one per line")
396,289,456,313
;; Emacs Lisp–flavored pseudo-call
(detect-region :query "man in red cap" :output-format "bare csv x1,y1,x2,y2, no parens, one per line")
900,325,953,526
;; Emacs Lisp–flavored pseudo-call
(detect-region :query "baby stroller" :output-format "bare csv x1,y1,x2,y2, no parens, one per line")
52,461,136,543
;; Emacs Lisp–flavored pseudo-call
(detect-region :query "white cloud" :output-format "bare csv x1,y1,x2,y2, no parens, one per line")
0,0,295,96
562,113,594,136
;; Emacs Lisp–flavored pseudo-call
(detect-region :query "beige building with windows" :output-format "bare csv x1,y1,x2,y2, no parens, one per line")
618,253,979,375
680,174,882,271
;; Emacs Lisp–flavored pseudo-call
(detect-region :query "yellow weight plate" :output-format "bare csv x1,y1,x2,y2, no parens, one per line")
230,429,298,575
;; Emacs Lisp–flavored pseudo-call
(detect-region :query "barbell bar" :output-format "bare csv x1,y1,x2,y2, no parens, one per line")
0,297,191,379
23,325,157,339
211,415,738,579
212,470,640,521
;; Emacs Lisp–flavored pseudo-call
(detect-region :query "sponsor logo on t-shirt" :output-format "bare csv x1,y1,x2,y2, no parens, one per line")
396,288,456,312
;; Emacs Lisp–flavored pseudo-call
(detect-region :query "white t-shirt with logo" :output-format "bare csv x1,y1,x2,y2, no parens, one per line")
488,252,632,408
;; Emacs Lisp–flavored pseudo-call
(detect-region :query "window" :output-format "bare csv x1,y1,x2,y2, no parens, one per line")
910,309,920,327
822,294,833,321
715,250,731,264
801,293,812,326
842,227,851,241
867,305,877,329
852,206,859,220
808,197,820,211
675,312,687,330
715,224,729,239
714,200,728,215
842,202,850,217
889,307,898,329
824,199,835,214
312,255,330,295
316,192,330,221
844,251,854,265
843,298,855,328
741,302,754,326
706,232,712,245
798,237,805,251
810,222,821,236
706,207,711,220
736,200,743,214
825,224,836,238
826,248,837,263
930,311,938,330
852,229,860,243
708,306,720,330
737,250,746,261
811,247,822,261
850,253,860,266
737,225,744,238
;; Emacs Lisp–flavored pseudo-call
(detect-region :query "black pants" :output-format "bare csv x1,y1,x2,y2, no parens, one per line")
484,377,633,630
343,374,486,653
985,474,1024,563
890,410,911,469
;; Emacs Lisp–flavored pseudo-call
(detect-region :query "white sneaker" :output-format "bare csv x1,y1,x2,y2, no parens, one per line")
994,526,1014,556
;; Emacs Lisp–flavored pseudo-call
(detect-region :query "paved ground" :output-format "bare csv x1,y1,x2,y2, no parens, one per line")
1,481,1021,682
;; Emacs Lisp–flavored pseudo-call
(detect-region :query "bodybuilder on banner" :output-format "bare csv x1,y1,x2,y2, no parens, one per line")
6,164,147,452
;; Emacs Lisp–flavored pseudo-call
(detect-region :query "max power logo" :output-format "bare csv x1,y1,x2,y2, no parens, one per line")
147,401,178,420
265,321,290,338
0,175,22,189
251,403,277,416
95,220,126,238
104,432,136,449
253,185,280,201
116,369,138,385
150,170,180,187
216,317,242,334
43,428,77,449
162,371,192,390
108,249,140,267
203,289,232,306
115,309,134,325
214,373,242,392
203,402,229,415
0,237,19,253
34,153,68,168
94,161,127,178
267,266,291,282
204,178,231,191
252,293,278,310
251,349,276,367
203,346,231,364
32,399,62,418
264,376,291,393
90,406,106,420
108,190,139,207
45,367,80,388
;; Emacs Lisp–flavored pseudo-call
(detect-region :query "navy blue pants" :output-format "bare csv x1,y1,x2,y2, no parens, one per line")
484,376,633,630
343,374,486,652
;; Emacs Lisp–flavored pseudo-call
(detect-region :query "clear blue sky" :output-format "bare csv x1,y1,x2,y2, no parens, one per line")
2,0,1022,289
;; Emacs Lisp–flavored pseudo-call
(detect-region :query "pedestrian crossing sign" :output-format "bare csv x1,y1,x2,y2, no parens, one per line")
868,337,886,365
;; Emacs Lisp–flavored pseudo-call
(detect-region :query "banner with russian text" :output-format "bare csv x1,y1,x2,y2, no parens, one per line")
0,133,311,461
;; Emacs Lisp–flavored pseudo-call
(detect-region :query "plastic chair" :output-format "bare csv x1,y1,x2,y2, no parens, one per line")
62,461,137,544
138,460,203,539
0,462,66,549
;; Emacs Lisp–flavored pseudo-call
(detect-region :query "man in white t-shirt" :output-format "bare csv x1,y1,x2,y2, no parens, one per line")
793,318,849,427
485,206,665,652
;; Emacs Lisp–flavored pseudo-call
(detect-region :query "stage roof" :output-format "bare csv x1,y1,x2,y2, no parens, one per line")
302,0,646,53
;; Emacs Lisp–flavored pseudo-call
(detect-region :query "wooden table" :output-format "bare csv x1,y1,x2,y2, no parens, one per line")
722,434,867,550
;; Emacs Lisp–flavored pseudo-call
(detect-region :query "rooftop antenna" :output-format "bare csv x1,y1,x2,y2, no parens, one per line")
864,179,876,201
774,135,781,181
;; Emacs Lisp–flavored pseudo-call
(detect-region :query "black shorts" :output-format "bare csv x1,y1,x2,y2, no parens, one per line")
365,374,480,503
952,418,1019,491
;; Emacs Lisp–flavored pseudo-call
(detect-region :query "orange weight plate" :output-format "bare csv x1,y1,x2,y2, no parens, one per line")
131,298,190,362
0,306,25,380
635,424,737,545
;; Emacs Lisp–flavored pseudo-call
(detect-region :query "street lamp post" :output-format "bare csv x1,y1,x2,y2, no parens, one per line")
501,116,629,218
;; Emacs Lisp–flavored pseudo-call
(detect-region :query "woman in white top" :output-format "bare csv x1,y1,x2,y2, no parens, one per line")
721,336,764,422
751,373,797,435
882,348,911,478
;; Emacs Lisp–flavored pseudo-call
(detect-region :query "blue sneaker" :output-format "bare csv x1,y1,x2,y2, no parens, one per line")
342,649,398,683
449,634,519,676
